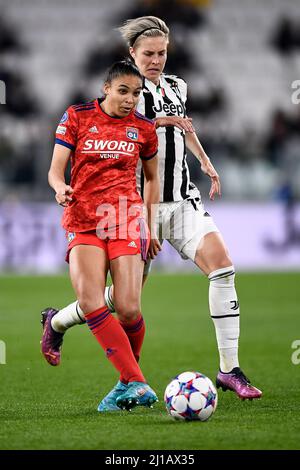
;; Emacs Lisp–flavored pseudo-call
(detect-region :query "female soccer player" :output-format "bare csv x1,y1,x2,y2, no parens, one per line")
44,59,161,411
42,17,262,404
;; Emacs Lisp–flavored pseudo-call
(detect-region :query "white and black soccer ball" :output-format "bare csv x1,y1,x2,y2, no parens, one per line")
164,371,218,421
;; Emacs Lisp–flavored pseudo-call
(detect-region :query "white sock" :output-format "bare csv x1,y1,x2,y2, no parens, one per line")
104,285,115,313
208,266,240,373
51,301,85,333
51,287,115,334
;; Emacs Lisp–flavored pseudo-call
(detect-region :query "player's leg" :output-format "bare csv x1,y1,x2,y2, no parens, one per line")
47,301,85,333
41,242,107,365
41,300,89,367
41,253,152,368
104,205,163,312
194,232,262,399
98,257,152,410
41,234,103,366
111,253,145,364
40,301,86,366
42,234,154,340
69,245,151,411
66,244,122,411
171,201,262,400
193,231,240,372
99,252,158,411
104,257,151,312
42,210,161,346
98,252,144,412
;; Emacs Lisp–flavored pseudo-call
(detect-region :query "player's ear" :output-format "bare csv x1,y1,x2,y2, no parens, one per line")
103,82,110,96
129,47,135,60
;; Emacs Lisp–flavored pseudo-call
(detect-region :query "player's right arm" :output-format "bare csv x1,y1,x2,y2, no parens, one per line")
48,144,73,207
49,106,78,206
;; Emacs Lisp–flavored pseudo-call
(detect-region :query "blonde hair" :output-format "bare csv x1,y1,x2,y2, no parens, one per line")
118,16,169,48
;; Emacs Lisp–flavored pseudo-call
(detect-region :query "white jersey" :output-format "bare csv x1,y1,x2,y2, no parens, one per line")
136,74,201,203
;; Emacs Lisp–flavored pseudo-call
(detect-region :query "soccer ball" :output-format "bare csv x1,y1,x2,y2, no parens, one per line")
164,371,218,421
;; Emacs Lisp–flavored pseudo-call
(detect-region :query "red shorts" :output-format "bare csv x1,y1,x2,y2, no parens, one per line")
65,219,150,263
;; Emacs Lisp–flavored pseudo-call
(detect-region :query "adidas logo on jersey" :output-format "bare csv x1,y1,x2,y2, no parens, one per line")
89,126,99,133
128,241,137,248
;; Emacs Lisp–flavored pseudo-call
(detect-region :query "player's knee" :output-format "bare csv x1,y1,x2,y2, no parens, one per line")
205,255,233,274
78,298,99,314
208,265,235,285
115,301,140,322
76,285,105,314
216,257,233,270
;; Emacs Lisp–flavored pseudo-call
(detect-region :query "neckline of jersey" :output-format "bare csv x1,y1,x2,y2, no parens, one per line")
145,76,163,89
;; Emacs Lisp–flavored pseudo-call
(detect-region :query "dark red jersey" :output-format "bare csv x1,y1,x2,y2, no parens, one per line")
55,99,158,232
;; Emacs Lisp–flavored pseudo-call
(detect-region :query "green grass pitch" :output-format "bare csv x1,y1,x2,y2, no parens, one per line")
0,272,299,450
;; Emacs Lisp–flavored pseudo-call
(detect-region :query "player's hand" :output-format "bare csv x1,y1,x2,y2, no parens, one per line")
155,116,195,133
200,159,221,201
148,238,162,260
55,183,74,207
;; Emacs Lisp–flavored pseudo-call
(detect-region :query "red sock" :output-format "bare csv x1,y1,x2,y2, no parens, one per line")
85,306,145,383
119,314,145,384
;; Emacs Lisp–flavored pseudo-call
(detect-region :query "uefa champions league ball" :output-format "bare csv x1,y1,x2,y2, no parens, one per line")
164,371,218,421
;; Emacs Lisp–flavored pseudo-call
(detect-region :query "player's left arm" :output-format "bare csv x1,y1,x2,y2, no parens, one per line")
155,116,195,132
155,78,195,132
142,155,161,259
185,132,221,201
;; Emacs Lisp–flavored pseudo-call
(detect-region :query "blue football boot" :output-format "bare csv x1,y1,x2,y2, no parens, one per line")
116,382,158,411
97,381,128,412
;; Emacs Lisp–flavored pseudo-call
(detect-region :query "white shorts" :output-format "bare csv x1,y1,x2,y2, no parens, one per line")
144,198,219,275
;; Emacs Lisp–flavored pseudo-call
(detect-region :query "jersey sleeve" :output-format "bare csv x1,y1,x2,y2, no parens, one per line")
140,124,158,160
55,106,78,151
176,77,188,104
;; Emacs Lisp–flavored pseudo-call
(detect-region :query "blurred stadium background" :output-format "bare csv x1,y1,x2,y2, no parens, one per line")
0,0,300,273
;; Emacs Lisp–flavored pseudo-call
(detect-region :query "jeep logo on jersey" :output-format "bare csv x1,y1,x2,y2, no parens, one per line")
83,140,135,153
126,127,138,140
153,100,184,116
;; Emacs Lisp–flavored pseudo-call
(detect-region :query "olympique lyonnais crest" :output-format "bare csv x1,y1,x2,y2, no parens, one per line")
126,127,138,141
